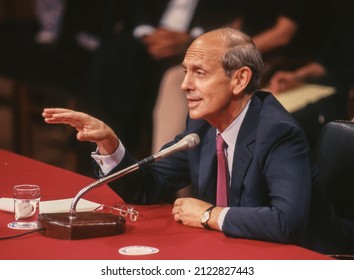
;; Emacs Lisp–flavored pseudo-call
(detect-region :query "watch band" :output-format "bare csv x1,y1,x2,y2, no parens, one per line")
201,205,216,230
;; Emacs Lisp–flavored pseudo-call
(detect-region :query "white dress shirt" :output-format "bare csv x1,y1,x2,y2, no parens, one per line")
216,99,251,228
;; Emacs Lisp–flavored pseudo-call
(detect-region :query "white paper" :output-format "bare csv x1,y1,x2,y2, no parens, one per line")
0,197,101,213
274,84,335,113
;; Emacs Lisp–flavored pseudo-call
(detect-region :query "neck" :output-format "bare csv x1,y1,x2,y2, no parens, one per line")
213,94,252,132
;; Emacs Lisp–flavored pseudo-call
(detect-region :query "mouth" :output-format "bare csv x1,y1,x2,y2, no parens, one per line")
187,97,202,109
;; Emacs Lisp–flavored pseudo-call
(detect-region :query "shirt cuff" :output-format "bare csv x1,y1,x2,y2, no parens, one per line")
91,141,125,175
217,207,230,230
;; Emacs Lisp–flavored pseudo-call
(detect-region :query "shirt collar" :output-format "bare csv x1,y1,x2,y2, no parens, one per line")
217,98,251,148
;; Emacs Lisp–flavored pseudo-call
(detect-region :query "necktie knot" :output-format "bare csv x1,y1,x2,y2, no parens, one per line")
216,134,225,152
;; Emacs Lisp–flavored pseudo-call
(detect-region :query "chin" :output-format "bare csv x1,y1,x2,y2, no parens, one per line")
189,111,201,120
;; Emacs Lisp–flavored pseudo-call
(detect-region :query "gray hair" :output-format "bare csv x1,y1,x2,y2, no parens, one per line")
218,28,264,93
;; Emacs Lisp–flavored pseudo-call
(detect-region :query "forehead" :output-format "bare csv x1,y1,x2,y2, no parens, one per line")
183,36,227,66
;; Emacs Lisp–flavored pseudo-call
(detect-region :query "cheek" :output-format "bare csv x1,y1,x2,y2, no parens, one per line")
192,78,232,117
204,85,231,110
189,92,226,120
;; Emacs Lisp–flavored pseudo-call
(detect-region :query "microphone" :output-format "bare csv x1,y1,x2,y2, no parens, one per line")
136,133,200,166
37,133,200,239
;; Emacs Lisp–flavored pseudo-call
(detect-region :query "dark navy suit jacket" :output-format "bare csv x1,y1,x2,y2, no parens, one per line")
108,91,314,244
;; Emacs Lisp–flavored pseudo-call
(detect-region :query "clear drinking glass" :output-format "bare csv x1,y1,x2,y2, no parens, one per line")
8,184,41,229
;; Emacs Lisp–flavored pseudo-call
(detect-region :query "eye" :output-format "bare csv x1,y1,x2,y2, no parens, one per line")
196,69,206,76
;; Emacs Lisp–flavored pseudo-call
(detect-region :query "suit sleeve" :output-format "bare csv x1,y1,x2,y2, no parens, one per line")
106,132,192,204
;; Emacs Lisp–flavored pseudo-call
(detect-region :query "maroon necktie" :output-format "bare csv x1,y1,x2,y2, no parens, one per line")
216,134,229,206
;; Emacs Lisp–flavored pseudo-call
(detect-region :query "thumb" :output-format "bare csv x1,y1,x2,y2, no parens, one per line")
76,130,92,142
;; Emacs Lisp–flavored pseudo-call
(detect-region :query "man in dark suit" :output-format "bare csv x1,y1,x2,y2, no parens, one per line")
42,28,314,245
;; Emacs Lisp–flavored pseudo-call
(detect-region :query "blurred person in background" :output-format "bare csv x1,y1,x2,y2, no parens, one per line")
33,0,65,44
268,0,354,147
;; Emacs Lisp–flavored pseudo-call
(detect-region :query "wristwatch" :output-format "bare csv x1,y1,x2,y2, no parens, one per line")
200,205,216,230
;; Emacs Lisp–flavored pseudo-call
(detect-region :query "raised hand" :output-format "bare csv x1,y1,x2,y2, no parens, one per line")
42,108,119,155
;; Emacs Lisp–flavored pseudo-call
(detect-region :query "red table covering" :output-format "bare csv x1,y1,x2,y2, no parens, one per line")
0,149,331,260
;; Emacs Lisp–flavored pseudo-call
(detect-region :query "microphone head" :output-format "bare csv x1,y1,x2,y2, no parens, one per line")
184,133,200,148
158,133,200,159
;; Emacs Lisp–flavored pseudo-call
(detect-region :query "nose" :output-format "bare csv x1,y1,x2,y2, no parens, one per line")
181,72,193,92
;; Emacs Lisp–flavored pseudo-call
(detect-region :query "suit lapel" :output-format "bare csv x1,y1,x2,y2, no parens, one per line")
198,127,217,203
229,94,262,206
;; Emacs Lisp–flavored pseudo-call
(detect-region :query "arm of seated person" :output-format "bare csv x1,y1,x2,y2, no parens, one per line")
252,16,298,53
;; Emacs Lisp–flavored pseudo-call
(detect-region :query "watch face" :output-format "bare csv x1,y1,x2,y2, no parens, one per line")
200,211,210,223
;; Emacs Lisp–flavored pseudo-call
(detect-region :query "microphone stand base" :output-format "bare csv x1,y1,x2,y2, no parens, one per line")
38,212,126,239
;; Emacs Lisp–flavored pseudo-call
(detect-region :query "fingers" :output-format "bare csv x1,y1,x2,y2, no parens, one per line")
43,108,73,114
42,108,119,151
173,198,183,207
172,206,182,222
172,198,185,222
172,198,199,226
42,108,74,120
172,198,181,219
42,108,88,128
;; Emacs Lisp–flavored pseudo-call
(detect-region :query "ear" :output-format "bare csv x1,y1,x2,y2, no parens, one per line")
231,66,252,95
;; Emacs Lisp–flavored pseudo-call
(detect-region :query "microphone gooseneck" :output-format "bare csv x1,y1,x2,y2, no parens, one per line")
69,133,200,216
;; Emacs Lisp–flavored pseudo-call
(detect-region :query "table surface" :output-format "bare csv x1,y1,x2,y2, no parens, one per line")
0,149,331,260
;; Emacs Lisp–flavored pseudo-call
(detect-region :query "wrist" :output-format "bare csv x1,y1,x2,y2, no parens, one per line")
97,135,120,155
200,206,222,230
200,205,216,229
208,207,223,231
